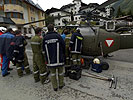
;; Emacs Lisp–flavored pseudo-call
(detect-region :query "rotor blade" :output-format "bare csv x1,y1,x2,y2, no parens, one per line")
21,19,46,26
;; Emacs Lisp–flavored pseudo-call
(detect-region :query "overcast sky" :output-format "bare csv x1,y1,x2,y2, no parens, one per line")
32,0,107,11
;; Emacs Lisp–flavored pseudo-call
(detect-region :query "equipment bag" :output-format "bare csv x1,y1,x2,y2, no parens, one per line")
69,65,82,80
91,63,102,73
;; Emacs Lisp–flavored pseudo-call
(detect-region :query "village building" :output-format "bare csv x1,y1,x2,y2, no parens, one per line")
0,0,45,37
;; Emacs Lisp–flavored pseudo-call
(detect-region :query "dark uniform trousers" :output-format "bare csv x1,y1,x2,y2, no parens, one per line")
16,52,30,76
49,67,64,89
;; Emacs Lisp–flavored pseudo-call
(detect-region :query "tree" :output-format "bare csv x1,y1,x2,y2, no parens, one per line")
45,15,54,26
116,6,122,18
127,10,132,16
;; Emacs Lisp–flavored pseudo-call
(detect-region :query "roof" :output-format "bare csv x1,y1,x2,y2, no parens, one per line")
79,3,99,12
24,0,44,12
81,2,88,7
0,16,15,25
74,0,81,1
61,3,76,10
45,8,70,15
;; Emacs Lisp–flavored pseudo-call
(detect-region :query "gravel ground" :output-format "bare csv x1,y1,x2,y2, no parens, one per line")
0,42,133,100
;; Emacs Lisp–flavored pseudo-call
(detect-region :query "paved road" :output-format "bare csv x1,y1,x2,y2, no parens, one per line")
0,40,133,100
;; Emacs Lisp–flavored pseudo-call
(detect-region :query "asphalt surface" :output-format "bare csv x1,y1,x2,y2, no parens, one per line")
0,40,133,100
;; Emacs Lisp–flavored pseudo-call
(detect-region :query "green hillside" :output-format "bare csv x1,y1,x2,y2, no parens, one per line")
113,0,133,16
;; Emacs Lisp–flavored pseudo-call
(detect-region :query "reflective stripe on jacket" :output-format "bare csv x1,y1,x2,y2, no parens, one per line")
43,32,65,67
69,32,83,53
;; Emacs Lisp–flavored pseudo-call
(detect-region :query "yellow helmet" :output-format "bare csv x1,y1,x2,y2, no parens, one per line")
93,58,100,64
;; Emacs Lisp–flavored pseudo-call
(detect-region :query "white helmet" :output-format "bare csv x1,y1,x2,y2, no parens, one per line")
93,58,100,64
0,27,6,32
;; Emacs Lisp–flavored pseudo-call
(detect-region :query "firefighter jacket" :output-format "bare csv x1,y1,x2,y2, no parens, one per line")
31,35,43,54
0,32,15,55
65,33,72,47
7,36,26,63
69,32,83,54
43,32,65,68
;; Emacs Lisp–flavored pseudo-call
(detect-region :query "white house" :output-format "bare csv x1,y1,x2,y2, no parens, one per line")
47,8,71,26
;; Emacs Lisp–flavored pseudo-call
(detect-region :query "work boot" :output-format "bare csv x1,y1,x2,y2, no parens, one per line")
59,84,65,89
2,72,10,77
42,78,50,84
54,88,58,91
18,74,23,78
35,79,40,83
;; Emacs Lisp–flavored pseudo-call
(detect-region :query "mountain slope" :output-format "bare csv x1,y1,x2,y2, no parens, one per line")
112,0,133,15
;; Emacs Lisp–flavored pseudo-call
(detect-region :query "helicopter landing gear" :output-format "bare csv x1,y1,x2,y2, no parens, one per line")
101,62,109,70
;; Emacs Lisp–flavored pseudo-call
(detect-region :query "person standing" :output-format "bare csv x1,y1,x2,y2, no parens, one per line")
31,27,49,84
69,28,83,67
0,28,15,77
43,24,65,91
0,30,3,69
9,30,31,77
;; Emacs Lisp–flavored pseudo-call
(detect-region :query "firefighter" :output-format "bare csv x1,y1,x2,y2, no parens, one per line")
8,30,31,77
69,28,83,67
0,28,15,77
0,30,3,69
43,24,65,91
64,30,73,76
31,27,49,84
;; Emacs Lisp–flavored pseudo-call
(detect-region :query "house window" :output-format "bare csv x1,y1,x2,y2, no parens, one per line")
42,21,44,25
75,17,77,20
18,0,22,6
11,0,17,4
12,12,18,18
0,0,3,4
5,12,11,18
28,28,31,34
24,28,27,34
4,0,10,4
42,13,44,16
6,12,23,19
58,13,60,16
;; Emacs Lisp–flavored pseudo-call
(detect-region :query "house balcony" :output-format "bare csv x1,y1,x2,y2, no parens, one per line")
11,18,25,24
4,4,24,13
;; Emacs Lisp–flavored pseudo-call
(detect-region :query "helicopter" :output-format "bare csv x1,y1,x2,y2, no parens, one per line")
78,25,133,57
18,0,133,59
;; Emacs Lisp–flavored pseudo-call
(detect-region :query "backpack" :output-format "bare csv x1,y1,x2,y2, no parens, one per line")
68,65,82,80
91,63,102,73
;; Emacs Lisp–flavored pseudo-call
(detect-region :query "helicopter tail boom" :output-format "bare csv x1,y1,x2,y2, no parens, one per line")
120,34,133,49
